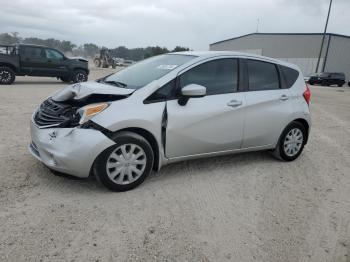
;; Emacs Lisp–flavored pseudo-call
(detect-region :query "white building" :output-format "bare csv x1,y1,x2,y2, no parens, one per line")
210,33,350,79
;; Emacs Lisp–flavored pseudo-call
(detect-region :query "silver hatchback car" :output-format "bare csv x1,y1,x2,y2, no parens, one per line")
29,51,311,191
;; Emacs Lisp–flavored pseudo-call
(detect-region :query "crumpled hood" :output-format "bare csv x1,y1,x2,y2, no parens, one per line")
52,81,135,102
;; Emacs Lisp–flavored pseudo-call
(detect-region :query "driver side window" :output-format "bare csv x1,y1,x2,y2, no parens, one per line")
179,58,238,95
45,49,64,61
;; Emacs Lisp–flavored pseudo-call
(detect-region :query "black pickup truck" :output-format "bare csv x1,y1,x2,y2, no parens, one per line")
0,44,89,85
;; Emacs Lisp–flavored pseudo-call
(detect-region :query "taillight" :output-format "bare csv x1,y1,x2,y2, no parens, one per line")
303,84,311,106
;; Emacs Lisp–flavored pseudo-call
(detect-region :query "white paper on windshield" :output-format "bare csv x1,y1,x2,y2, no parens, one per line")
157,65,178,70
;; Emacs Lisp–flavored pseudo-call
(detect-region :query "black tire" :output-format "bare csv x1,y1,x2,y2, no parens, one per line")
60,76,71,83
337,83,343,87
71,69,88,83
93,131,154,192
0,66,15,85
94,58,101,67
308,81,314,85
273,121,307,161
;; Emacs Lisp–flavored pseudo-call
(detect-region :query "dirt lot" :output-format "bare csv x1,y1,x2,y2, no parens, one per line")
0,68,349,262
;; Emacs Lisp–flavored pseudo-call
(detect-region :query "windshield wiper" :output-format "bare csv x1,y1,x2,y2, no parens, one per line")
102,80,128,88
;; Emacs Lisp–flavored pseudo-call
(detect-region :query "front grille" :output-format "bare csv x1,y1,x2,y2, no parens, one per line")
34,98,80,128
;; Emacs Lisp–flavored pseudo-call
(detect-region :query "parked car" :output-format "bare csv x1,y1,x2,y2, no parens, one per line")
303,74,315,83
308,72,345,87
29,51,311,191
0,44,89,85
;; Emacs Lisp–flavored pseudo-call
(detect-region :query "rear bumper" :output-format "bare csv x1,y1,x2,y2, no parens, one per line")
29,120,114,178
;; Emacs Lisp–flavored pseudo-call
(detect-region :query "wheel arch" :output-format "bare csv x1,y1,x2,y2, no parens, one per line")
0,63,17,73
112,127,160,171
291,118,310,144
73,67,89,75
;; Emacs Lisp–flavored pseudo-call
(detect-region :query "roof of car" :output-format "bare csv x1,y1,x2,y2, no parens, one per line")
170,51,299,70
172,50,276,60
17,44,50,48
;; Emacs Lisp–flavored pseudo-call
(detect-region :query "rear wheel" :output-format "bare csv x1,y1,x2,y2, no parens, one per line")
71,69,88,83
0,66,15,85
273,121,306,161
94,58,101,67
94,132,154,191
337,82,343,87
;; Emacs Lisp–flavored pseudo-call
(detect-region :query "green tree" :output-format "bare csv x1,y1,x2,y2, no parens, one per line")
83,43,99,58
0,33,20,45
172,46,190,52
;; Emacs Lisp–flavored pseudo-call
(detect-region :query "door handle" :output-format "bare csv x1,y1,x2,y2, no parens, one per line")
227,100,242,107
279,95,289,101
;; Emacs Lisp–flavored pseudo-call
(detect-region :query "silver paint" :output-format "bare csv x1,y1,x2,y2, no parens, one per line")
29,51,311,178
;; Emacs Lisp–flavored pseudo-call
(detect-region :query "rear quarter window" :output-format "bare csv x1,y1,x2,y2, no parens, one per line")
247,60,280,91
280,65,299,89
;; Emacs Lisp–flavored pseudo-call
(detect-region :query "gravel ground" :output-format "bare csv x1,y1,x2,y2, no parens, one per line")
0,68,349,262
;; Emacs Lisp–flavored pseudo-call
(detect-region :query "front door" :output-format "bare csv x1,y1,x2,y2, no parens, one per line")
166,58,246,158
44,48,69,77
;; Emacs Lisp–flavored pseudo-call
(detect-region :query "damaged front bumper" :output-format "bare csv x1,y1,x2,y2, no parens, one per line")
29,119,115,178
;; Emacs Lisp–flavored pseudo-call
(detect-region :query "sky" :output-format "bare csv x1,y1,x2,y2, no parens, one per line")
0,0,349,50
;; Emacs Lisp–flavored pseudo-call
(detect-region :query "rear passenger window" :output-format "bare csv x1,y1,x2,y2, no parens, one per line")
280,65,299,88
179,59,238,95
23,47,44,59
247,60,279,91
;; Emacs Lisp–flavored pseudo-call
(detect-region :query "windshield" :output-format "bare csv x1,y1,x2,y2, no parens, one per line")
104,54,196,89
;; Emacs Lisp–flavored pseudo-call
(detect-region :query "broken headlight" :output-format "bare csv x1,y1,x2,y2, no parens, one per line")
77,103,109,125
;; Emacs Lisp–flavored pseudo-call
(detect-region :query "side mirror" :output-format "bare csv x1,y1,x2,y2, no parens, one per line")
178,84,206,106
181,84,206,97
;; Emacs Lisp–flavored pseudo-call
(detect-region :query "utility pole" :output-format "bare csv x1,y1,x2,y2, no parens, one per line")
256,18,260,33
315,0,333,73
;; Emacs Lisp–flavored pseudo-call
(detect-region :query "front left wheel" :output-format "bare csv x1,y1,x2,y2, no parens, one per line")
72,69,88,83
94,132,154,191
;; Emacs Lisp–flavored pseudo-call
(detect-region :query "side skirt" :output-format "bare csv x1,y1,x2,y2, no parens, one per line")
166,144,273,164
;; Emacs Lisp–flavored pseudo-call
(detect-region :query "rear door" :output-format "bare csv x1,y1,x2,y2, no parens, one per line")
165,58,246,158
19,46,49,75
242,59,294,148
44,48,69,77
